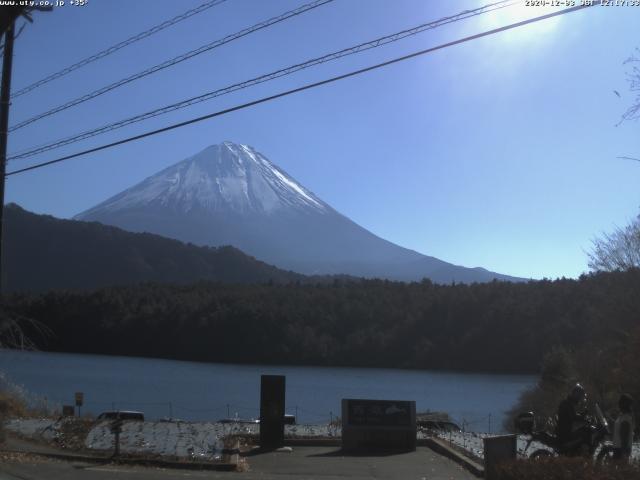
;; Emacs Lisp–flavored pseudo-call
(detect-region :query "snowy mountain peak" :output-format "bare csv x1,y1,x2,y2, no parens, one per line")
74,142,524,283
77,142,328,217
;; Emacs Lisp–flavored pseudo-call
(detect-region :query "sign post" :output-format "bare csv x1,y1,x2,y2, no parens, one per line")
110,419,123,458
75,392,84,417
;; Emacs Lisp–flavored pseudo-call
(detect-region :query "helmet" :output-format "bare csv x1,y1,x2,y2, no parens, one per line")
570,383,586,402
515,412,535,434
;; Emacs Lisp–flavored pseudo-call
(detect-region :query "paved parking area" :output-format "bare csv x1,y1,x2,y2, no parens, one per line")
0,446,477,479
244,445,477,479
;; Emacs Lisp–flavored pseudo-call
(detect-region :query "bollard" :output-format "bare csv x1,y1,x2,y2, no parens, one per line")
483,434,517,480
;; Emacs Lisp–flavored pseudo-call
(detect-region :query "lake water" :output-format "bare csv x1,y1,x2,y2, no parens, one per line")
0,350,535,432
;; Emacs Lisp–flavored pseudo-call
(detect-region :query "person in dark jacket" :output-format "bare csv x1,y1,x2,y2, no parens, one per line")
556,383,589,455
612,393,635,462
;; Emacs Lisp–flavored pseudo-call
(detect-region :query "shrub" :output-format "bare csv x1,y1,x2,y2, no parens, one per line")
495,457,640,480
0,391,28,418
0,372,29,443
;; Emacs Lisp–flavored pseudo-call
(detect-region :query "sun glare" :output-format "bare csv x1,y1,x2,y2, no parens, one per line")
479,1,564,42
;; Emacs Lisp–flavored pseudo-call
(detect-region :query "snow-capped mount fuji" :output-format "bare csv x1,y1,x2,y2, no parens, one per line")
75,142,522,283
81,142,327,216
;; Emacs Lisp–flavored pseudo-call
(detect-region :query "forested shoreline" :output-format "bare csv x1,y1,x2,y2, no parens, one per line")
4,269,639,377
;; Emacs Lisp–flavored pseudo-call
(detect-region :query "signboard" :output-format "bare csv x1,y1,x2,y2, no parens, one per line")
347,399,412,427
74,392,84,407
259,375,285,449
342,399,416,452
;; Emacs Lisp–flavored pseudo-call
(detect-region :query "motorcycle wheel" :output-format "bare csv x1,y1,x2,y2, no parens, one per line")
530,449,554,460
595,446,615,466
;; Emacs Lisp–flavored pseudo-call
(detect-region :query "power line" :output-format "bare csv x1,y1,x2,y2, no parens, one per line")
617,156,640,163
9,0,514,160
9,0,335,132
11,0,228,98
6,3,596,178
8,0,517,162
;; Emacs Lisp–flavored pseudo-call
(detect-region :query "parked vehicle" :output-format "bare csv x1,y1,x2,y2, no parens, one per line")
417,419,462,432
218,414,296,424
416,412,461,432
96,410,145,422
218,417,259,424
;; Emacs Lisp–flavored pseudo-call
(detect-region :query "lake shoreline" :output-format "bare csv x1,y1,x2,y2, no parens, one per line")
1,350,536,432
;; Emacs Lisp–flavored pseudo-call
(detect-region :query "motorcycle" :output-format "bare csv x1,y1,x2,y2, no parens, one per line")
515,403,615,463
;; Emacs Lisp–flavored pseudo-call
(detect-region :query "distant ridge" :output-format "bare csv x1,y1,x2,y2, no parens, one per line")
75,142,524,283
2,204,308,293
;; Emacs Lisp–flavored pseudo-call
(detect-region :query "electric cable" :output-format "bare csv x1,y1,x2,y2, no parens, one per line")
9,0,335,132
6,3,595,177
11,0,229,98
8,0,517,162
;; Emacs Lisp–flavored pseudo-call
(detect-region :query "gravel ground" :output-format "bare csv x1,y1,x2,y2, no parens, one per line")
4,419,57,441
8,417,638,462
429,429,640,461
4,417,341,460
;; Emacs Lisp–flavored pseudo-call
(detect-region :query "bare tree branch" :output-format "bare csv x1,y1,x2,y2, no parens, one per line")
588,214,640,272
0,304,52,350
618,47,640,125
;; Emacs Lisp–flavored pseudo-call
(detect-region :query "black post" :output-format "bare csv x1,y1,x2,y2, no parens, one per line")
259,375,285,449
114,430,120,456
111,419,123,458
0,21,15,294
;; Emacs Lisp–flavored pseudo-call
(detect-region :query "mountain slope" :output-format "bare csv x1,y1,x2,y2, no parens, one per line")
2,204,307,293
75,142,523,283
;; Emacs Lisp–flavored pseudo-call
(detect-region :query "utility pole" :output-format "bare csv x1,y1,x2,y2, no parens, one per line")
0,6,50,294
0,21,15,295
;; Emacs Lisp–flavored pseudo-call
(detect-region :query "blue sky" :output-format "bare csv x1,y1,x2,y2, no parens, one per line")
4,0,640,280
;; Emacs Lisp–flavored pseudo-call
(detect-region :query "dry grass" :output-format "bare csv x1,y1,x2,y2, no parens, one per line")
0,390,29,418
0,389,30,444
0,451,60,463
495,457,640,480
